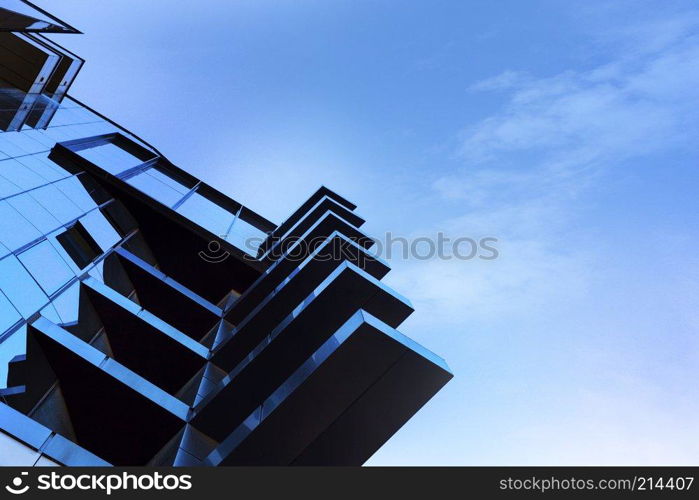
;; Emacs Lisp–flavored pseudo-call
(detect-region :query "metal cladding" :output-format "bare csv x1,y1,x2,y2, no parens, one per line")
0,1,452,466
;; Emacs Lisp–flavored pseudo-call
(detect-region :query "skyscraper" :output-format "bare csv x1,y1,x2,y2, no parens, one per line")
0,1,452,466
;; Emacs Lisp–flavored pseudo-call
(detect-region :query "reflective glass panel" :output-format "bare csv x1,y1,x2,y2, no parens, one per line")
76,142,144,175
0,432,40,466
50,282,80,326
79,209,121,251
29,183,83,224
54,176,98,211
0,158,46,190
126,170,184,207
177,193,235,236
0,290,21,333
227,218,267,255
0,255,47,317
0,170,21,198
17,241,75,296
0,325,26,389
15,155,66,183
0,200,42,251
7,193,61,234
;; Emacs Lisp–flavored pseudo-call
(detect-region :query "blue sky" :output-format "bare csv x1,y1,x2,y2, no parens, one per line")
43,0,699,465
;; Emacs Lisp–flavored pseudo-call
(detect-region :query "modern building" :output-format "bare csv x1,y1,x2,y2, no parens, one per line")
0,1,452,466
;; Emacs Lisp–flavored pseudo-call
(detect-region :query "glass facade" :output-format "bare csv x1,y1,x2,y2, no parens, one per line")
0,1,451,467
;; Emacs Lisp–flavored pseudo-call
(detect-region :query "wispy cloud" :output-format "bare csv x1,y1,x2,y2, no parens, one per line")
395,7,699,327
375,5,699,465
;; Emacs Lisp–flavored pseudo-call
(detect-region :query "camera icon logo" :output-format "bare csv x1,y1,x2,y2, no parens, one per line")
5,472,29,495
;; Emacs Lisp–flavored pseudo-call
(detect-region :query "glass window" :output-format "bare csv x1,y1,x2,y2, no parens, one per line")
79,210,121,251
0,171,21,198
126,170,184,207
0,131,47,155
0,134,30,157
6,193,61,234
50,282,80,326
226,218,268,255
17,241,75,296
0,290,22,334
55,221,101,269
0,0,76,32
20,130,55,149
146,168,190,194
0,255,47,318
87,259,104,282
15,154,67,183
76,142,144,175
177,193,235,237
0,200,42,251
0,326,26,389
0,158,47,191
34,456,60,467
54,176,98,211
0,432,40,466
29,183,83,224
40,302,62,324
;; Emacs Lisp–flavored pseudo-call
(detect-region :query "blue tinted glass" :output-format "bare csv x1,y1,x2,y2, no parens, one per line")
15,155,66,183
44,229,84,275
39,126,75,143
79,210,121,251
54,176,98,211
146,168,190,194
127,171,184,207
177,193,235,236
40,302,62,324
51,282,80,326
0,170,21,198
20,130,54,149
0,432,40,466
227,218,267,255
29,184,83,224
77,142,144,175
87,259,104,282
0,132,47,155
0,200,42,251
0,290,21,333
17,241,75,296
0,325,26,389
0,134,31,157
49,107,87,127
6,193,61,234
0,255,47,318
0,158,46,190
34,456,60,467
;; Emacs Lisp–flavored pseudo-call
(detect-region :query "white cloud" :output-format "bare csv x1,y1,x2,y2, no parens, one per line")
399,8,699,328
373,8,699,466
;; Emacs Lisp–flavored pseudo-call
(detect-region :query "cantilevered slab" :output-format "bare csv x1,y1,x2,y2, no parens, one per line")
81,278,208,394
29,317,187,465
214,261,412,374
215,231,389,351
259,196,365,263
114,247,222,341
204,310,451,465
256,186,357,258
226,211,376,325
195,262,413,441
